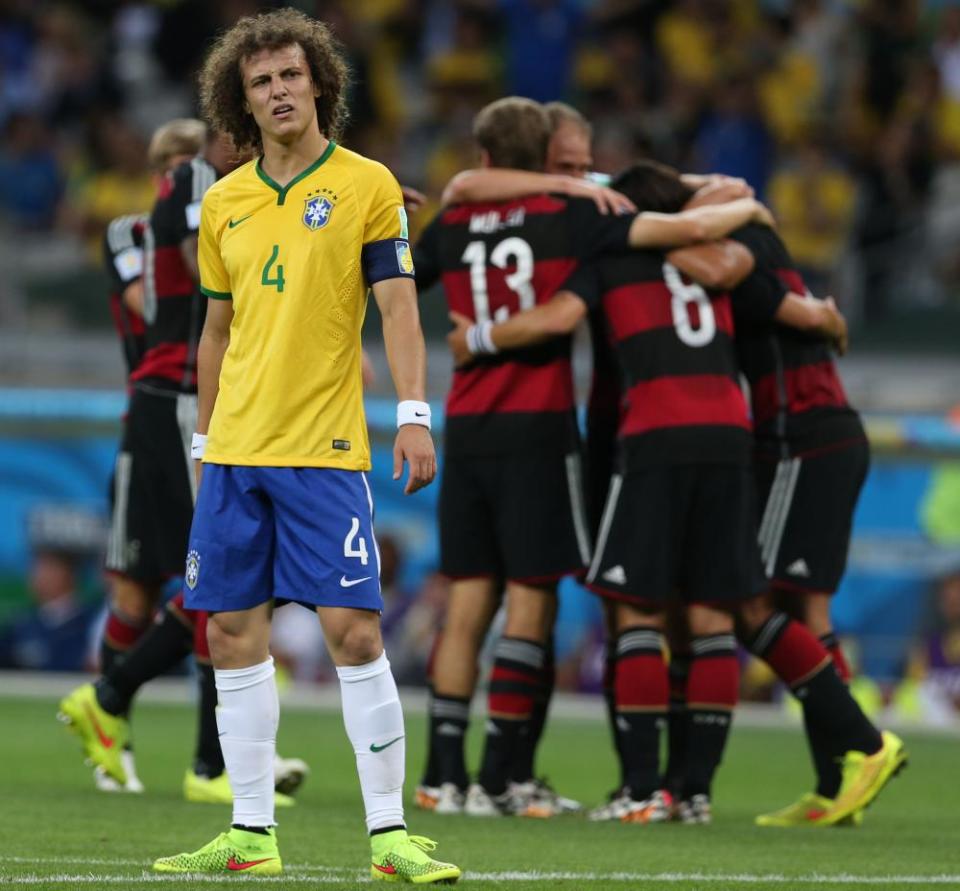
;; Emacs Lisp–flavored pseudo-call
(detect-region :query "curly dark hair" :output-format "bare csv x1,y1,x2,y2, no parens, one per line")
198,8,349,153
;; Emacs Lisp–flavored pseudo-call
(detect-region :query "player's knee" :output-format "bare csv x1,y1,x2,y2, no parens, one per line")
331,621,383,666
110,579,158,624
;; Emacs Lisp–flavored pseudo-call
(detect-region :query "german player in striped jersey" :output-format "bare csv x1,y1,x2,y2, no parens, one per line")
447,160,905,827
414,96,772,819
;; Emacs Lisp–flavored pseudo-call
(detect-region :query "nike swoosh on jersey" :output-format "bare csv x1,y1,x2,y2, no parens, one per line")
370,736,404,753
226,857,275,871
340,575,371,588
227,214,254,229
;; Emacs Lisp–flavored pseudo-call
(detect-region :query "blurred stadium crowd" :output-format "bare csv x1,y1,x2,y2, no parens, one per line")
5,0,960,331
1,0,959,728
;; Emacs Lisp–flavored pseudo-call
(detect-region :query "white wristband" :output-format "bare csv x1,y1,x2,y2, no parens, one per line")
397,400,431,430
466,320,498,355
191,433,208,460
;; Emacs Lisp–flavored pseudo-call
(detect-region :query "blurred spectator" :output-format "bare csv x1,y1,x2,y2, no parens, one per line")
767,134,856,295
0,112,62,230
912,572,960,725
0,549,98,671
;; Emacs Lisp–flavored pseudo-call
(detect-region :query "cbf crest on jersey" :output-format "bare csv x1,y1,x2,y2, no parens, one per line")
303,187,336,231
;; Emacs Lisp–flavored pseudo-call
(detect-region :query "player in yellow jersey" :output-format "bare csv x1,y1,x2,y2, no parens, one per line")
152,9,460,884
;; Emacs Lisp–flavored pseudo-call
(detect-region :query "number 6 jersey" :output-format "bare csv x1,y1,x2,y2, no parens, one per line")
197,142,412,470
415,194,633,457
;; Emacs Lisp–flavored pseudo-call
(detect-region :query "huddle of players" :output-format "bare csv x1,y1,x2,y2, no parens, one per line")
58,118,307,803
413,97,907,826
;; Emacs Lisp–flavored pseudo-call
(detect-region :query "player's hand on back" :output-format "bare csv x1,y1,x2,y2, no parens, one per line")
822,296,848,356
394,425,436,495
750,200,776,229
447,311,474,367
557,176,636,216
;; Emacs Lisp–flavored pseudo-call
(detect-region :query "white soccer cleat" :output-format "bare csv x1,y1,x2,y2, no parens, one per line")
464,783,508,817
621,789,674,824
274,754,309,796
434,782,466,815
587,788,634,822
677,793,712,825
94,750,144,793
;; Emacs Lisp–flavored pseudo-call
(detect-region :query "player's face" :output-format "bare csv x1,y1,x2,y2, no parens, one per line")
241,44,320,145
546,123,592,178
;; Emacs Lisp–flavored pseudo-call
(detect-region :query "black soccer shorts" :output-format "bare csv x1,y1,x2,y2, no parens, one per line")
754,439,870,595
586,463,766,606
105,387,196,583
438,450,591,583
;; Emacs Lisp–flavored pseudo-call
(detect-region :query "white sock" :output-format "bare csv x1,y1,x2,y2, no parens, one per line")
215,657,278,828
337,651,406,833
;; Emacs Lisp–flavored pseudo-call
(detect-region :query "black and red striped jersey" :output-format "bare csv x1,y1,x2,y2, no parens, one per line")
415,195,634,455
564,250,752,468
729,224,864,455
131,156,216,393
103,213,147,381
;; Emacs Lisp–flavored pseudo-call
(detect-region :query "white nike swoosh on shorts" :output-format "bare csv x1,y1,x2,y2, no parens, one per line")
340,575,372,588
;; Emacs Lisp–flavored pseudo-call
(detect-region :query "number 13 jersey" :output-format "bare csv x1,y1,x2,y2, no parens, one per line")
415,194,633,457
197,142,412,470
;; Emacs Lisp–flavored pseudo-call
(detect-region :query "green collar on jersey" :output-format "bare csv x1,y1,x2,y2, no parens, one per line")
255,140,337,206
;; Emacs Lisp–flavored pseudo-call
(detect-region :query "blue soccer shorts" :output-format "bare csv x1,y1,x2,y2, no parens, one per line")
183,464,382,612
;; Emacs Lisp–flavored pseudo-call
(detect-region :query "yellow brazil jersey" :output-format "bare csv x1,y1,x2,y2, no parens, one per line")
198,141,412,469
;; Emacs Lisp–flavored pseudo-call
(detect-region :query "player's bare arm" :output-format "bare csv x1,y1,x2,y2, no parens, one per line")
775,293,849,355
667,240,755,290
447,290,587,367
194,297,233,486
373,276,436,494
180,234,200,283
628,198,773,249
121,279,144,316
441,168,636,216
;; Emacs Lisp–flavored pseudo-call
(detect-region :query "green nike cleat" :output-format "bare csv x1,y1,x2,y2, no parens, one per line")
58,683,129,784
370,830,461,884
153,827,282,875
182,769,295,807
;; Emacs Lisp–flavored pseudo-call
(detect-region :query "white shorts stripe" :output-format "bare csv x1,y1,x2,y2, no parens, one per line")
763,458,801,578
175,394,198,504
360,471,381,581
587,473,623,583
564,452,592,567
106,451,132,571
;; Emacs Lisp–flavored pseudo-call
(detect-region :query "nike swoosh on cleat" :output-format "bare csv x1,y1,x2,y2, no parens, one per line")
370,736,404,753
84,704,115,749
227,214,253,229
373,864,397,874
227,857,275,871
340,575,371,588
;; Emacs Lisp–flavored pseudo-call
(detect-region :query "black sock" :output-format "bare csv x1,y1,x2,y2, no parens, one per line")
510,637,554,783
613,629,669,801
193,662,225,779
797,662,882,763
369,824,406,837
602,638,626,790
801,633,844,798
682,634,738,800
232,824,271,835
427,693,470,790
664,652,690,800
96,607,192,716
478,637,544,796
420,686,440,788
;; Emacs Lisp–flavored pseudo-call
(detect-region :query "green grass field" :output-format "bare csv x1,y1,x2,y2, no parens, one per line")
1,693,958,890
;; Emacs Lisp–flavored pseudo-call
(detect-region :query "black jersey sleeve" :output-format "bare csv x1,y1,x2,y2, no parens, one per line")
562,197,635,260
413,213,442,291
155,158,213,245
103,215,145,291
559,258,603,309
731,265,789,324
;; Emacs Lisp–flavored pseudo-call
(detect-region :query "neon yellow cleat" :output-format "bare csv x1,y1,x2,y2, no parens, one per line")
57,683,128,784
816,731,908,826
756,792,864,828
153,827,282,875
370,831,461,884
183,770,295,807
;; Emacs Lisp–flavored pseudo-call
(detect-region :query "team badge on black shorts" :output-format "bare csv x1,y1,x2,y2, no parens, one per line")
185,549,201,590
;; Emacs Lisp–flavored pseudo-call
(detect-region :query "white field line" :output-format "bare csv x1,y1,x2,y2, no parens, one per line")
2,868,960,886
